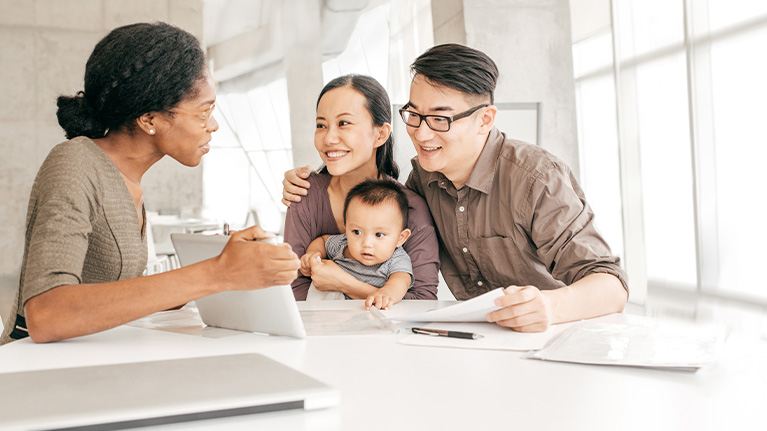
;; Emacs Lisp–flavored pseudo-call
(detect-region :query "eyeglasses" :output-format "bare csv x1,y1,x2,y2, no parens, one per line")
399,104,488,132
169,102,216,128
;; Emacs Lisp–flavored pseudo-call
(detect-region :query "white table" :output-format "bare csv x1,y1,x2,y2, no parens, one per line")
1,300,765,431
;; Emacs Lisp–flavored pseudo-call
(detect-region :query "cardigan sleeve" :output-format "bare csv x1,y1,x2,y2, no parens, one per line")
21,149,94,305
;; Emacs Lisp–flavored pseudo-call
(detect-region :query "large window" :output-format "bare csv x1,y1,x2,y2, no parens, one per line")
201,1,433,235
202,79,293,235
572,0,767,302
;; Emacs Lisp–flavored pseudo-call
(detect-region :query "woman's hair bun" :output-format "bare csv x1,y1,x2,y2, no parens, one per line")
56,91,107,140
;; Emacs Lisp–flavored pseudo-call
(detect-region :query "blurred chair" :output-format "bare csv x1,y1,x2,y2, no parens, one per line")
246,205,286,241
143,215,171,276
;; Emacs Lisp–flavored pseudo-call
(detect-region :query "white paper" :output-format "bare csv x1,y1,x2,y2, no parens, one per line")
391,288,505,322
127,307,242,338
524,315,725,371
299,309,394,336
398,322,569,351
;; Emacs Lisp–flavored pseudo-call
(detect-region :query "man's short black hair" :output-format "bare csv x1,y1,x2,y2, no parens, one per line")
410,43,499,104
343,179,409,230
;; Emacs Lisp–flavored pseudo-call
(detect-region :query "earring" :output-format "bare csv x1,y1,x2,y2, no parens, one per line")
149,129,155,135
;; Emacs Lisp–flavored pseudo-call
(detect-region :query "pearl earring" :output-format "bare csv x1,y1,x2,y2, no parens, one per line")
149,129,155,134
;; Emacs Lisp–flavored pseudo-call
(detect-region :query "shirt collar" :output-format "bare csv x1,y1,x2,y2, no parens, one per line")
463,127,503,194
423,128,504,194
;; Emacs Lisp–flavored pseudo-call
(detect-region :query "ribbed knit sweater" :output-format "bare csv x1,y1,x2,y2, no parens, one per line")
1,137,147,344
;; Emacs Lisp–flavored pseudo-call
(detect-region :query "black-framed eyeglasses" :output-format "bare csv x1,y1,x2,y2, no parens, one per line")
399,104,488,132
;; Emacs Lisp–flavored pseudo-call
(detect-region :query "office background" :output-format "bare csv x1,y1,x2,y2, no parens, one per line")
0,0,765,313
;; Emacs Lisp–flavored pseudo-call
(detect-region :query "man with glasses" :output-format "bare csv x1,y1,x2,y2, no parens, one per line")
285,44,628,332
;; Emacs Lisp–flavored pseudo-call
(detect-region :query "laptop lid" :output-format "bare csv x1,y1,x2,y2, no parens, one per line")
0,353,339,431
170,233,306,339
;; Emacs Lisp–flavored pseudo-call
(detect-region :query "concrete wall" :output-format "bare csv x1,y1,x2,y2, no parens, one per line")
429,0,580,178
0,0,204,277
468,0,579,176
431,0,466,45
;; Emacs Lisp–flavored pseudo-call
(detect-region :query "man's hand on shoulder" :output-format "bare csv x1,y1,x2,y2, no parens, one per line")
282,165,312,206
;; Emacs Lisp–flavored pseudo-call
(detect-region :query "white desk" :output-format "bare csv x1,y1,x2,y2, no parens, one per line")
1,300,765,431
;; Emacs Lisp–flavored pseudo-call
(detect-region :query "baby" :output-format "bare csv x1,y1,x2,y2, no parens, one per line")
300,179,413,309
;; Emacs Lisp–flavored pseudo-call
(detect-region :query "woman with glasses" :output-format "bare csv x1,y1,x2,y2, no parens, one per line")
283,74,440,305
1,22,300,344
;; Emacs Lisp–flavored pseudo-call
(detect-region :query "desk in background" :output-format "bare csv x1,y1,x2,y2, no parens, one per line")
0,300,765,431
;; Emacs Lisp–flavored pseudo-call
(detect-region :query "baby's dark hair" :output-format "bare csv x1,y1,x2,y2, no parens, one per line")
343,179,409,230
56,22,207,139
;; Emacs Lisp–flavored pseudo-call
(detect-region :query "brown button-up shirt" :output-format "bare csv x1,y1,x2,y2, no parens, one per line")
406,128,628,300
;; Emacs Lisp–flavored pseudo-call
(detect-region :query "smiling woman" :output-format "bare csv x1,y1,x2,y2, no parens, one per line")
0,22,301,345
283,74,440,304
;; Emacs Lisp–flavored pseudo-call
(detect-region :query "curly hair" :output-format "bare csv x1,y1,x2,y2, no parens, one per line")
56,22,207,139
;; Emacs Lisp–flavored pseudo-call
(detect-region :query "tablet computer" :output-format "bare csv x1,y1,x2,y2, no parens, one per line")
170,233,306,339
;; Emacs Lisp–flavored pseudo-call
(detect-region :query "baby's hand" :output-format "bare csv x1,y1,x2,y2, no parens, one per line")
299,252,321,277
366,292,394,310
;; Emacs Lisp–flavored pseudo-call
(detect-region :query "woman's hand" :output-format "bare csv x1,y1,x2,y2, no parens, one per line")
308,258,350,292
300,251,321,277
214,225,301,291
282,165,313,206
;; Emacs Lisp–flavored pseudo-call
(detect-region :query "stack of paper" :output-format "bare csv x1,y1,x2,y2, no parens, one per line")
389,288,568,351
524,315,725,371
398,322,568,351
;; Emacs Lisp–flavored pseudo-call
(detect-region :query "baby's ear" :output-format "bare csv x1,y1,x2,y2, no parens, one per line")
396,228,412,247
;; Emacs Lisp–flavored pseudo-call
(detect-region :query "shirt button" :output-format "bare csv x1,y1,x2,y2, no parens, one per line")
462,247,468,253
477,281,483,286
459,206,465,212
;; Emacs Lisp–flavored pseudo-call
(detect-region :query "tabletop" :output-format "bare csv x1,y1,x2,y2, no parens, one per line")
1,300,765,431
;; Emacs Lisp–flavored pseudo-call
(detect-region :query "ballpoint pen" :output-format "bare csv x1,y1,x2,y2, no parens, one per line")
411,327,484,340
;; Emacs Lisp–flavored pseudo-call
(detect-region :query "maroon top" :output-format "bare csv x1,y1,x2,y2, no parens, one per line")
284,172,440,300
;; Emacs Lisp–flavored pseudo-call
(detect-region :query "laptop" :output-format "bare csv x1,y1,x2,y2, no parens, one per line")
171,233,306,339
1,353,340,431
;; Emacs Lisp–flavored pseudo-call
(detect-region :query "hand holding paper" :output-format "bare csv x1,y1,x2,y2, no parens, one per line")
391,288,506,322
487,285,553,332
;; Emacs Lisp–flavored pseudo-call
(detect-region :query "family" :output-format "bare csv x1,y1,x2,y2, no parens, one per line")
1,22,627,344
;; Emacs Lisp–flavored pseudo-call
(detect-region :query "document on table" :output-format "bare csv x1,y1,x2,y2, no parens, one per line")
300,309,396,336
524,315,725,371
398,321,569,351
391,288,505,322
127,306,242,338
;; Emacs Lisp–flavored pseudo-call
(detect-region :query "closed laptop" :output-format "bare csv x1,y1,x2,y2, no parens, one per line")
0,353,339,431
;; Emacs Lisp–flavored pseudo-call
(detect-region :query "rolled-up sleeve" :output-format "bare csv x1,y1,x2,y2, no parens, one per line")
527,164,629,292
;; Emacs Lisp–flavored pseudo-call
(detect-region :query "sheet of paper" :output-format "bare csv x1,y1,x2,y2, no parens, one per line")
391,288,505,322
299,309,395,336
398,321,569,351
127,306,242,338
524,315,726,371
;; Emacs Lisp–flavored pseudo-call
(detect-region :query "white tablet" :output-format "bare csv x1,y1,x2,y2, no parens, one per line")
170,233,306,338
